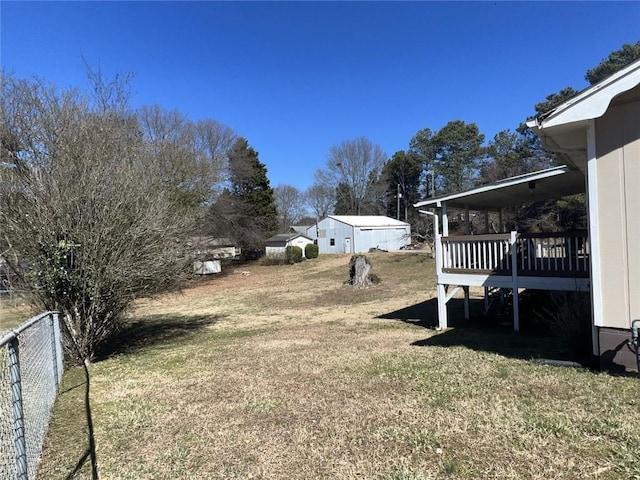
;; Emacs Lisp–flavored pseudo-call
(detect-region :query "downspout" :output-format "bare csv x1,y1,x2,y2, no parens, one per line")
419,210,439,261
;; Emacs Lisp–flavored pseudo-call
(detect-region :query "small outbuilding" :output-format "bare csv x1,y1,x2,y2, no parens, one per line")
314,215,411,254
265,232,315,258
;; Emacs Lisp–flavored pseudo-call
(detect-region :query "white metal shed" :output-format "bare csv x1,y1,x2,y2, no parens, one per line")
315,215,411,254
265,232,315,258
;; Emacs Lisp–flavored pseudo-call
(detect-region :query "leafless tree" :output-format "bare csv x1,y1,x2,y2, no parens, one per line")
274,184,308,231
137,105,236,212
305,183,335,219
314,137,387,215
0,73,211,363
194,118,237,189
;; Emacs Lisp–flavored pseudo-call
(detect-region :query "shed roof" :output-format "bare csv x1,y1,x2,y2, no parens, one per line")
328,215,410,227
290,225,313,234
265,232,313,244
413,165,585,210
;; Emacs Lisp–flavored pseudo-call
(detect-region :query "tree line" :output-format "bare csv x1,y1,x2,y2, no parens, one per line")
0,67,281,361
300,41,640,238
1,41,638,364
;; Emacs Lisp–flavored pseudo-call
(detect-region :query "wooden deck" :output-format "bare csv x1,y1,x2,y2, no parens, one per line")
434,231,591,330
438,231,589,287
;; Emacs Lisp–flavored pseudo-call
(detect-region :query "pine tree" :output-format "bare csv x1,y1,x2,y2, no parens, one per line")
225,138,278,256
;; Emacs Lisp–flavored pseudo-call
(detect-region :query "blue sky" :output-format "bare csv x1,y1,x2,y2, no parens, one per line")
2,1,639,191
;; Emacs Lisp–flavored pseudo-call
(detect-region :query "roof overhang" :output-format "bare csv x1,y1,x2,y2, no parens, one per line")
266,233,313,243
527,58,640,151
413,165,585,211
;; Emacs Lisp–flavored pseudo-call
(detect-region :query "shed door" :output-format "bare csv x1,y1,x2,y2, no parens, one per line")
344,237,351,253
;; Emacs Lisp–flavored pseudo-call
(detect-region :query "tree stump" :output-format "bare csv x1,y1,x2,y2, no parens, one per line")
349,255,372,289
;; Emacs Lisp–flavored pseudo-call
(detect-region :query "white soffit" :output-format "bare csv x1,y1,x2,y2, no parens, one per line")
413,165,585,210
527,58,640,130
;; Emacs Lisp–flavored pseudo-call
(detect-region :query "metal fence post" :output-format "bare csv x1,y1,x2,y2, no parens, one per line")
8,337,29,480
53,313,64,386
49,313,60,388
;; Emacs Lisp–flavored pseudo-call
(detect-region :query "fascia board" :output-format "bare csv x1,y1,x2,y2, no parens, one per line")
529,60,640,130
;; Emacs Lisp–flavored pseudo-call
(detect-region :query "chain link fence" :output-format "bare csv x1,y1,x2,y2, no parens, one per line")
1,312,64,480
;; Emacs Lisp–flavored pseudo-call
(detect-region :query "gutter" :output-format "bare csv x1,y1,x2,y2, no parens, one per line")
527,58,640,131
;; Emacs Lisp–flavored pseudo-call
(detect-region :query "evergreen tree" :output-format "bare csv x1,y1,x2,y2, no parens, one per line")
585,41,640,85
223,138,277,256
408,128,436,198
382,150,422,221
482,129,554,184
334,182,355,215
515,43,640,233
432,121,485,194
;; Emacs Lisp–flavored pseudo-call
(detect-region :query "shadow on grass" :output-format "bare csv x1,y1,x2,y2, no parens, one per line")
411,325,568,362
376,297,477,329
95,313,223,361
377,297,573,363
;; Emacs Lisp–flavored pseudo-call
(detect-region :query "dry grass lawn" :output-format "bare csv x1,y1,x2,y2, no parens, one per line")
38,252,640,479
0,294,35,331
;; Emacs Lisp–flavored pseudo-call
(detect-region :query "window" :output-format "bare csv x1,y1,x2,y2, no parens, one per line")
330,238,335,246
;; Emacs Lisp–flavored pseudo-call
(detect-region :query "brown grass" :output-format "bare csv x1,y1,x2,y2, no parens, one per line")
38,252,640,479
0,294,35,331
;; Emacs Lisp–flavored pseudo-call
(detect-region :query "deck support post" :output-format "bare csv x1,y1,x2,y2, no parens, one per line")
433,227,448,330
483,287,489,312
510,231,520,332
437,283,448,329
512,288,520,332
463,286,470,320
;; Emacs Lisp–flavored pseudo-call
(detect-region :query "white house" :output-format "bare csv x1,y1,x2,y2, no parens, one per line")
314,215,411,254
265,232,315,258
414,58,640,372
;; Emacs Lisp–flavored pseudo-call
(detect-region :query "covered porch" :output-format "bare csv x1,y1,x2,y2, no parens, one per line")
414,165,589,331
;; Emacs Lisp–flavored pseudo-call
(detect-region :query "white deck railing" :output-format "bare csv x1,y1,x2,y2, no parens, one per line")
441,233,512,273
515,231,589,277
440,230,589,278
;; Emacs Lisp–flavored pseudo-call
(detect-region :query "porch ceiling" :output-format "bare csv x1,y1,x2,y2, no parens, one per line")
413,165,585,211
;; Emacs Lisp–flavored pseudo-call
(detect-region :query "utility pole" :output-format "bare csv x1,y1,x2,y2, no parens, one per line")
396,184,402,220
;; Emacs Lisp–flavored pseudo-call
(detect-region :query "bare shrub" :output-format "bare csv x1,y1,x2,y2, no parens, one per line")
262,252,285,266
0,73,212,363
